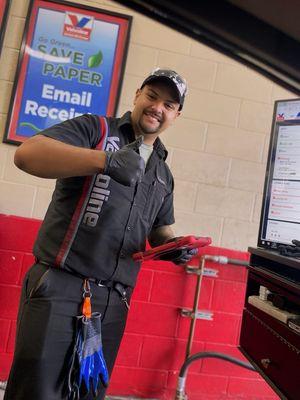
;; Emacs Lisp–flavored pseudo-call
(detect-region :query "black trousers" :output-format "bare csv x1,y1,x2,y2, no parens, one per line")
4,263,130,400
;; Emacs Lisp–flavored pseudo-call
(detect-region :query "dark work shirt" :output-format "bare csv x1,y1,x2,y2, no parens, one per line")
33,112,175,287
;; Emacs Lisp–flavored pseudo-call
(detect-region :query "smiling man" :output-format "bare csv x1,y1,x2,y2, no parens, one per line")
5,69,197,400
132,73,183,137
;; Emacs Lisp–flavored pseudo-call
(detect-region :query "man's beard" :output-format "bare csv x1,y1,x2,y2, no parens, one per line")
138,111,163,134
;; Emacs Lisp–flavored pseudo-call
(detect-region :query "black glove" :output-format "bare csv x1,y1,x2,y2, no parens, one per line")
278,239,300,257
104,136,145,186
159,237,199,265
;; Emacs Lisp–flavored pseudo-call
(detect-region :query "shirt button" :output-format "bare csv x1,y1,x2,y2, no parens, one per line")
127,226,131,231
120,252,125,258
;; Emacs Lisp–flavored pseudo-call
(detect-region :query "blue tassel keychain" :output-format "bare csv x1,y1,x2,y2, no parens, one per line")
68,279,109,399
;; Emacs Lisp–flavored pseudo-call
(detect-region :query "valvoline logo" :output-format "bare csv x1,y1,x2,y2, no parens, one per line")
63,12,94,41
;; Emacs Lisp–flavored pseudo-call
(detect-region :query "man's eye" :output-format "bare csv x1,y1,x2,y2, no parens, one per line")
165,103,174,110
147,94,156,100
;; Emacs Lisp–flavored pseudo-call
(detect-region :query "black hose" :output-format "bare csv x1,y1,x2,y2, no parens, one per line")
226,258,249,266
175,352,255,399
179,351,255,378
203,255,249,267
0,381,7,390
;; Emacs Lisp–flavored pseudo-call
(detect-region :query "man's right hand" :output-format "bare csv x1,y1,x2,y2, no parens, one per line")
104,136,145,186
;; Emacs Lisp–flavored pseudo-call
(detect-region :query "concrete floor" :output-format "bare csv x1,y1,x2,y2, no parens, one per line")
0,393,130,399
0,390,155,400
0,392,127,399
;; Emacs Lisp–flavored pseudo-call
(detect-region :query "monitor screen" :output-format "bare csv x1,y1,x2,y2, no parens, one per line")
258,99,300,250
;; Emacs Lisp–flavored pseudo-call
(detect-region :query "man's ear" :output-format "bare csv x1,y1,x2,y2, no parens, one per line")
134,88,142,105
168,109,181,128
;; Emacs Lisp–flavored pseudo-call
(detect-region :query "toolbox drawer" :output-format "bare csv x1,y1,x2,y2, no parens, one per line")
240,308,300,400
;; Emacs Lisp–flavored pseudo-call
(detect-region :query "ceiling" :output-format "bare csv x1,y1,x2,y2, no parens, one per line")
228,0,300,43
114,0,300,95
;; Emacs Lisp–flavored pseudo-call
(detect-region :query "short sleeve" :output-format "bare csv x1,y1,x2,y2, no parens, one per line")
37,114,102,149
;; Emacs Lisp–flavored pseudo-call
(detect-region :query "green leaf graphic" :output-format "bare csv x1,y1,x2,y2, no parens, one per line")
88,51,103,68
20,122,42,132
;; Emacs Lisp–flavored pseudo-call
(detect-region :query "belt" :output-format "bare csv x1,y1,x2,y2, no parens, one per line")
88,277,118,288
36,259,131,309
87,278,131,310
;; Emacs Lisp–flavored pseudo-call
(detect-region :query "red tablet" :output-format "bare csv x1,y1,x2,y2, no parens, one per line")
132,235,212,262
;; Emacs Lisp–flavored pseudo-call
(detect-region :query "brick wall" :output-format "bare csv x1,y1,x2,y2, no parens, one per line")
0,214,38,381
0,1,291,397
0,0,298,252
0,214,279,399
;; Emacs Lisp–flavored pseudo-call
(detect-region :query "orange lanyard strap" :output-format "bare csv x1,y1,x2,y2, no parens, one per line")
82,279,92,319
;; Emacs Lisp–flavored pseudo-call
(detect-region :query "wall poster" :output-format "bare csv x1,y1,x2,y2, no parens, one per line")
3,0,132,145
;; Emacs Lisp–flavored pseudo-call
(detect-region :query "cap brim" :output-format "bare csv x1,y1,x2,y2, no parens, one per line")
142,75,182,106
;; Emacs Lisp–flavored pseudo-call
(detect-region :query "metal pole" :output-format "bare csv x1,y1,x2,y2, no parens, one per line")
185,256,205,360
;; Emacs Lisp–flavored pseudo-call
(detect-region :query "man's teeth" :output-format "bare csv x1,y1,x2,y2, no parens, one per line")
146,113,160,121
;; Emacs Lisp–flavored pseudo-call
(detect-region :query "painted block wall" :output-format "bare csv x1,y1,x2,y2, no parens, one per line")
0,2,291,397
0,214,279,399
0,0,298,252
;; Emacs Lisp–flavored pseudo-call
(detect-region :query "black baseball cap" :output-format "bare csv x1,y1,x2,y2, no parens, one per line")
140,68,187,110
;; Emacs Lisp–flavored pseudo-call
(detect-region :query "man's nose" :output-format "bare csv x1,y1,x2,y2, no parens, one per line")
150,100,164,113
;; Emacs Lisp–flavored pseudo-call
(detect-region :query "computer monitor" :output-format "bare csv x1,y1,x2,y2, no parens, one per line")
258,99,300,250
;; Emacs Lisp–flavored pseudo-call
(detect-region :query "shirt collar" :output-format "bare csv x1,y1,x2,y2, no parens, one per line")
117,111,168,161
117,111,132,130
153,136,168,160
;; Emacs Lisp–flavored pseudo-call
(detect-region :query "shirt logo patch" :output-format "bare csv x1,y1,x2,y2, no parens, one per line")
83,174,110,227
82,136,120,227
105,136,120,152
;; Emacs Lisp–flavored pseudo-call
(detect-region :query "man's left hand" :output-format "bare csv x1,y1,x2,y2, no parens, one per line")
159,237,199,265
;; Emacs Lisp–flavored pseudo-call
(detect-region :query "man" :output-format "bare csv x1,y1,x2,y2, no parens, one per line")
4,69,197,400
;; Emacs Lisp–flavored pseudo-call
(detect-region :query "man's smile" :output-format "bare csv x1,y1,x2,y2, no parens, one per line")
143,110,162,123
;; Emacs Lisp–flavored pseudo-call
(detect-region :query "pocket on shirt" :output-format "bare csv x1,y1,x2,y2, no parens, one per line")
143,180,167,223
